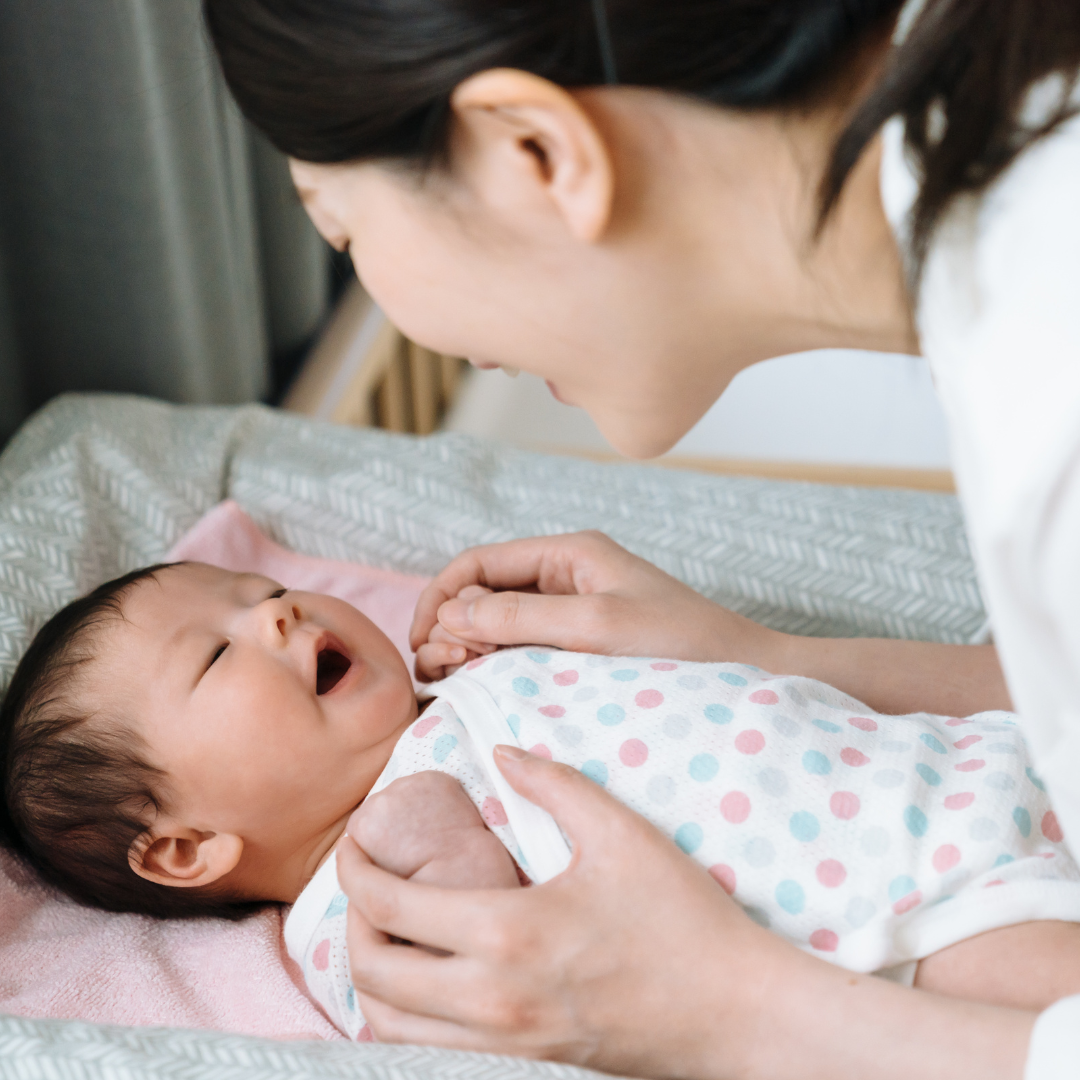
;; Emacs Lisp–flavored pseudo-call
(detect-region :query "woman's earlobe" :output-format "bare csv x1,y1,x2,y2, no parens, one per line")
130,828,244,889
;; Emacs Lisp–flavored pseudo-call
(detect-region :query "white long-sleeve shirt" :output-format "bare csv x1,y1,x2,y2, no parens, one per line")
879,100,1080,1079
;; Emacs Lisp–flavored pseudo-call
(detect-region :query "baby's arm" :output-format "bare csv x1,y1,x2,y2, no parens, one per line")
348,771,521,890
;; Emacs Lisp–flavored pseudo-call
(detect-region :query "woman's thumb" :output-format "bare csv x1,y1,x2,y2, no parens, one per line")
438,591,588,649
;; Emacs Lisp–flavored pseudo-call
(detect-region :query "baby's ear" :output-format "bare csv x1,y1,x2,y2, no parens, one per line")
130,827,243,889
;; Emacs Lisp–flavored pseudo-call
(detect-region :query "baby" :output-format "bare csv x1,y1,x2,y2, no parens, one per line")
2,560,1080,1043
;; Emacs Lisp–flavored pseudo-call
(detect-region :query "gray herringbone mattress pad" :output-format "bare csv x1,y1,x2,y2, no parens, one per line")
0,393,984,1079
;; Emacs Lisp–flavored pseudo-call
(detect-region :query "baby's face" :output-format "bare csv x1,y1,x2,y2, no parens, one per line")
95,563,418,889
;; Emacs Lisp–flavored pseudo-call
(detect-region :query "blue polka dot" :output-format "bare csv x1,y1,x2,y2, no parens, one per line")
611,669,639,681
812,718,842,734
1025,766,1046,792
689,754,719,782
597,703,625,726
1012,806,1032,838
717,672,747,687
789,811,820,842
674,823,703,854
903,805,928,838
993,853,1015,867
506,714,521,738
324,893,348,918
888,875,917,903
581,759,608,786
704,703,733,724
802,750,831,775
775,879,805,915
512,677,539,697
919,733,947,754
915,763,942,786
526,650,551,664
433,733,458,763
346,985,356,1011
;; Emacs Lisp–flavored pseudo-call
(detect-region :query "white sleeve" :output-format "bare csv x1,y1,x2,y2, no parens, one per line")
913,110,1080,857
1026,996,1080,1080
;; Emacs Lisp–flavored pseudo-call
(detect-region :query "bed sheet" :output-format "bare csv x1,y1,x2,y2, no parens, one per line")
0,392,986,1077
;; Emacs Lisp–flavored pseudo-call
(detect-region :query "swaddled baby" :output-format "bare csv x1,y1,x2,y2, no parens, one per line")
2,561,1079,1043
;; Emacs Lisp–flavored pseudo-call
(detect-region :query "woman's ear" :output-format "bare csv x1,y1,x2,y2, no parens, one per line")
130,826,244,889
450,69,615,242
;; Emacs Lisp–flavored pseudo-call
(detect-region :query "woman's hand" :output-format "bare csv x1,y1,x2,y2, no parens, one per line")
338,749,1035,1080
338,745,774,1077
410,530,778,682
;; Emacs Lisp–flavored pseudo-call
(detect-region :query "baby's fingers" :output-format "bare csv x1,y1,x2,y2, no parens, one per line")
416,642,469,682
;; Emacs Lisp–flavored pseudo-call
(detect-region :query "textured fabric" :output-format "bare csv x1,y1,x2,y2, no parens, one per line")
1026,995,1080,1080
288,649,1080,1038
881,108,1080,875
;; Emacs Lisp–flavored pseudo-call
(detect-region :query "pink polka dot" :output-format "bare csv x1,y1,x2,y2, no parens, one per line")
619,738,649,767
720,791,751,824
538,705,566,718
816,860,847,888
482,797,509,827
984,879,1005,888
953,734,982,750
709,864,737,894
529,743,553,759
466,657,489,670
635,688,664,709
651,662,678,671
944,717,972,726
734,729,766,755
955,759,985,772
933,844,961,872
848,716,877,732
748,689,779,705
892,890,922,915
412,713,442,738
829,791,861,820
357,1024,375,1042
944,792,975,810
1043,811,1064,843
312,939,330,971
809,929,838,952
840,747,870,767
553,669,579,686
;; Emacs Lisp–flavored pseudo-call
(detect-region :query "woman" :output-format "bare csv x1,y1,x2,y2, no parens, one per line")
204,0,1080,1075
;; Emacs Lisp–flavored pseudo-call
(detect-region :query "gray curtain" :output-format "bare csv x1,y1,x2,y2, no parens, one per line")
0,0,331,444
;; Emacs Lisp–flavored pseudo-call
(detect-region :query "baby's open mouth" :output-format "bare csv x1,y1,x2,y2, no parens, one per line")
315,646,351,695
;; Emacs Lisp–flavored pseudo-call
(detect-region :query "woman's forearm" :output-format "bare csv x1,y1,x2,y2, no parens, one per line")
738,952,1034,1080
746,628,1012,716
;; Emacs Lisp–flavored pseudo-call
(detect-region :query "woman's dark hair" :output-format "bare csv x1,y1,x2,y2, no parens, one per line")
204,0,1080,273
0,565,261,921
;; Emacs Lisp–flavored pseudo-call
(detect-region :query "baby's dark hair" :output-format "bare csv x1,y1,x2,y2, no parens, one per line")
0,564,261,921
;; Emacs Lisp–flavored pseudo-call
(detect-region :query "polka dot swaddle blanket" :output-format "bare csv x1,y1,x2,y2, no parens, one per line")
285,649,1080,1040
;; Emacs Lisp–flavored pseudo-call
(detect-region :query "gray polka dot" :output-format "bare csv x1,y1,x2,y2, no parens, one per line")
555,725,583,747
873,769,904,789
987,742,1018,755
647,775,677,806
664,714,691,739
572,686,598,702
492,654,516,675
983,771,1015,791
786,685,807,707
846,897,876,928
969,817,999,841
757,767,789,797
860,827,891,857
744,906,771,929
678,674,705,691
586,655,612,667
881,740,911,753
743,837,776,867
771,714,800,738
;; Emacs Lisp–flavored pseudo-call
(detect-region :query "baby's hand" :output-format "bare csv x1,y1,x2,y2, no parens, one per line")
347,771,520,891
415,584,498,681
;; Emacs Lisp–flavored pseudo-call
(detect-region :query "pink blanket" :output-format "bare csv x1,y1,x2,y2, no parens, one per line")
0,500,429,1038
